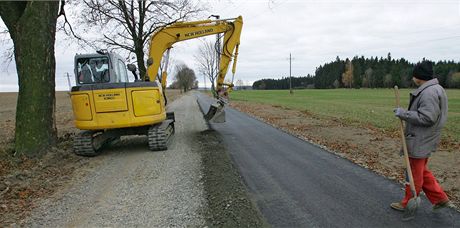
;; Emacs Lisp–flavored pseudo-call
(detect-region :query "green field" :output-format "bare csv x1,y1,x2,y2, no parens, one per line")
230,89,460,141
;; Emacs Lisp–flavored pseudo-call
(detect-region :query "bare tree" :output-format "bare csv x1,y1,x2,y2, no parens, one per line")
0,24,14,65
74,0,203,78
447,72,460,88
364,67,373,88
333,79,340,89
173,64,196,92
383,73,393,88
235,79,244,90
195,40,219,93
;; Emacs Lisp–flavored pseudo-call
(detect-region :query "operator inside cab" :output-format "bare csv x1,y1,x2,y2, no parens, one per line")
77,57,109,84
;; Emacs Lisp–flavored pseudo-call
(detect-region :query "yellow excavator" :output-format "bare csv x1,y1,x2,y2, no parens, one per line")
70,16,243,156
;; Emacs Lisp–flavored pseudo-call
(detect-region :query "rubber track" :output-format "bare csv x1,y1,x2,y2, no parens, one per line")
73,131,98,156
148,123,173,151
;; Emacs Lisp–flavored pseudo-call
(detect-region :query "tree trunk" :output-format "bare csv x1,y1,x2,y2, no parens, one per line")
134,44,147,80
0,2,59,157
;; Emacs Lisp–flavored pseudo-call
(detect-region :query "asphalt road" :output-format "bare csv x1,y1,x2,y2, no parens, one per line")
196,92,459,228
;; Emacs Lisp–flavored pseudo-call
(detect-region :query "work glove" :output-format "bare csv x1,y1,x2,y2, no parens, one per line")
394,107,406,119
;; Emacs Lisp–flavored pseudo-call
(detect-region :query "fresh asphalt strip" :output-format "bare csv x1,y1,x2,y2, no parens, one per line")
196,92,460,228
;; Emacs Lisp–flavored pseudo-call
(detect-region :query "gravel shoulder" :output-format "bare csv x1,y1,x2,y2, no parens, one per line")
22,93,208,227
0,92,266,227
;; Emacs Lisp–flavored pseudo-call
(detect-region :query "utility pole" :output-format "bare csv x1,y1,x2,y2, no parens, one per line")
203,74,207,90
289,53,293,94
209,15,221,92
66,72,72,91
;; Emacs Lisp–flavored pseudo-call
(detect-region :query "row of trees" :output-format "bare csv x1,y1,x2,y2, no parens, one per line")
315,54,460,89
253,53,460,89
252,76,315,90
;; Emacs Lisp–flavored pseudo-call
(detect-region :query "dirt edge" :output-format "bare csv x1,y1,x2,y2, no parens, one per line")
0,138,92,226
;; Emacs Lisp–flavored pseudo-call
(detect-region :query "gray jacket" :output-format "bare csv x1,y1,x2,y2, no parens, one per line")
399,78,448,158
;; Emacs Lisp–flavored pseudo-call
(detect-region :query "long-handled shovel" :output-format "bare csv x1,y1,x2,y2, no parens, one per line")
394,85,420,221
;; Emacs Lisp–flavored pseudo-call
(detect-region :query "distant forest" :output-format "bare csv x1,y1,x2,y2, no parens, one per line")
252,53,460,89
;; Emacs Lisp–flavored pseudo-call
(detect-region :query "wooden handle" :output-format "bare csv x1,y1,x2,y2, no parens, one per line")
393,86,417,196
394,85,401,108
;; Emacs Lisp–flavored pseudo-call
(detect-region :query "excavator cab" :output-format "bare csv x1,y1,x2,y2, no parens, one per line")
70,51,174,156
75,52,130,85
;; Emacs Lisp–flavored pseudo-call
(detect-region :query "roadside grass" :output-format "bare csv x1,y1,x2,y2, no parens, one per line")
230,89,460,141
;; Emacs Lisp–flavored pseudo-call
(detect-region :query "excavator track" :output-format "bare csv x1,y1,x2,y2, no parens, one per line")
148,120,174,151
73,131,98,157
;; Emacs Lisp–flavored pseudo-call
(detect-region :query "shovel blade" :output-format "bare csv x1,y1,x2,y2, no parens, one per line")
204,103,226,123
402,197,420,221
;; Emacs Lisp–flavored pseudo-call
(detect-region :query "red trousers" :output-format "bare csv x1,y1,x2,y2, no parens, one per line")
401,157,448,206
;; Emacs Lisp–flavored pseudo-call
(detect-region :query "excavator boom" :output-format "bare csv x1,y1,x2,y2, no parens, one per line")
146,16,243,97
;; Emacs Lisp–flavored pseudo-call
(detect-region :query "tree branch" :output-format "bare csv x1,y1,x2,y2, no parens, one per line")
103,34,135,52
118,0,137,40
73,0,203,66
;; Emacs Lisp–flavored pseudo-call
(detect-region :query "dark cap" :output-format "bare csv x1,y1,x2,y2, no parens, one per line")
413,61,433,81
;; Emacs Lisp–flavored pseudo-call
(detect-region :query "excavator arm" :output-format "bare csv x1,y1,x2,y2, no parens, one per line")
146,16,243,97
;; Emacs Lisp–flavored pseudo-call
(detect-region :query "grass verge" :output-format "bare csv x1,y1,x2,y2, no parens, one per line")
231,89,460,142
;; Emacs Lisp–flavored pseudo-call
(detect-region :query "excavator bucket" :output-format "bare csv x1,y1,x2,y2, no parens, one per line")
211,109,226,123
204,103,226,123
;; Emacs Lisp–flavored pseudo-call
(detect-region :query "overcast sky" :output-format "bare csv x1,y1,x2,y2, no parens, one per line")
1,0,460,91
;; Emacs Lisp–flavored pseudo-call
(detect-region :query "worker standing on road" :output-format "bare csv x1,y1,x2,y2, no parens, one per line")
391,61,451,212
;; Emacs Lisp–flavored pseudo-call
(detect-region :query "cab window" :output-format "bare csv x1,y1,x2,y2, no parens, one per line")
117,60,128,83
76,57,109,84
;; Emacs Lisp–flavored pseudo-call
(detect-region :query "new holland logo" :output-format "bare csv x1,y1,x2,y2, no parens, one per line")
98,93,120,100
184,28,213,37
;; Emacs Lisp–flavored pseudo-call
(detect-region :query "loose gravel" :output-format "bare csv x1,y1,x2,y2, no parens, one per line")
23,94,207,227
